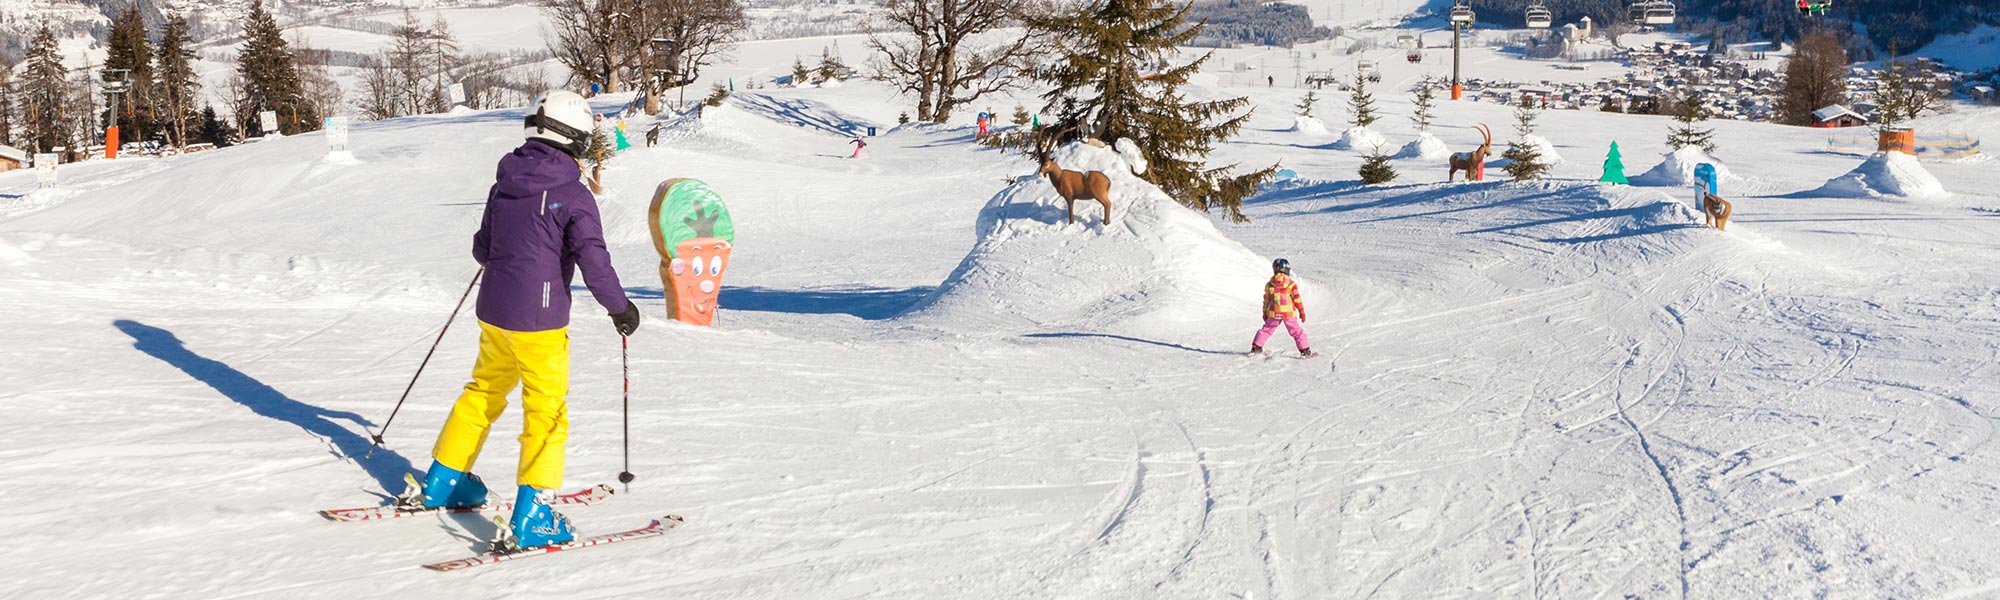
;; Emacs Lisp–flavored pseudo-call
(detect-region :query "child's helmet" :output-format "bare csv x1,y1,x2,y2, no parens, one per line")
524,90,594,158
1273,258,1291,275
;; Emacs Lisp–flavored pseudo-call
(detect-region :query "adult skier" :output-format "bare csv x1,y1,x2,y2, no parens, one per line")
1250,258,1316,358
849,132,868,158
399,90,643,549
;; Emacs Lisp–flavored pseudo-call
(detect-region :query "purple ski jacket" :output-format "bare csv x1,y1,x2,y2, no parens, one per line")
472,139,628,332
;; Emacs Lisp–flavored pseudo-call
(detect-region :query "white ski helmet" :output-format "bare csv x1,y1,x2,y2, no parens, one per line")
524,90,594,157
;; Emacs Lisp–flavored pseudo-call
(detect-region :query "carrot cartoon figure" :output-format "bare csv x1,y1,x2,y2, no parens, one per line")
647,178,736,326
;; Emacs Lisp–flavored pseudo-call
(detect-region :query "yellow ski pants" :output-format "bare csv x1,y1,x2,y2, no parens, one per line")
431,321,570,490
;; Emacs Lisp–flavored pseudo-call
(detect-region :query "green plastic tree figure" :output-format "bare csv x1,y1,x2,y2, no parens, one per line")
1600,141,1629,184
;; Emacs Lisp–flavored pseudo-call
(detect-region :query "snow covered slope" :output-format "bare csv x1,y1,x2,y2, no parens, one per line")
6,40,2000,600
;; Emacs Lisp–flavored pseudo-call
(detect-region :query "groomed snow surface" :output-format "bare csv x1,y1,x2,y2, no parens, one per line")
6,56,2000,599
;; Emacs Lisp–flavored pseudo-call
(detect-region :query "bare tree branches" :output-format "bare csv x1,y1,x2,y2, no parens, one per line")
866,0,1043,123
542,0,746,98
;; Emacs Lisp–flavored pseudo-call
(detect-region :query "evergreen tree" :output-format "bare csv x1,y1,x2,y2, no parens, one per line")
0,56,13,145
1502,142,1549,181
1346,74,1376,128
585,125,615,169
19,25,73,155
1512,98,1538,138
1358,145,1397,184
198,104,237,146
1503,101,1549,181
236,0,319,134
155,13,203,148
1295,90,1317,119
426,15,463,112
385,10,434,116
1410,84,1435,132
898,111,911,124
104,6,157,142
1011,104,1031,127
1665,94,1715,153
1030,0,1276,222
1600,141,1629,184
704,81,730,107
1872,59,1945,137
791,57,811,86
815,47,845,83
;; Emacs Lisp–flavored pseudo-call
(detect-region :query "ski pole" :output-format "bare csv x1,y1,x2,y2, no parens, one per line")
618,334,636,489
367,268,482,458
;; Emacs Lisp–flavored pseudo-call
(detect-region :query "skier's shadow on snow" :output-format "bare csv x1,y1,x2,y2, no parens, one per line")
112,319,416,495
1022,332,1239,355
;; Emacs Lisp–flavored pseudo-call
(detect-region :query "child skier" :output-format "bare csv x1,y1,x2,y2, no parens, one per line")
398,90,643,550
849,133,867,158
1250,258,1316,358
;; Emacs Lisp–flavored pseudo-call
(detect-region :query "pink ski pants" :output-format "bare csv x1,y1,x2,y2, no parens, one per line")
1252,317,1310,350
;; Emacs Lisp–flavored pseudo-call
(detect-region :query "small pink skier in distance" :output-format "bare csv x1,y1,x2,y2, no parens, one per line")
1249,258,1316,358
849,132,867,158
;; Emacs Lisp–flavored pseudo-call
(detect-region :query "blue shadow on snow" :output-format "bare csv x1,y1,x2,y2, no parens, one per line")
618,285,936,320
112,319,416,494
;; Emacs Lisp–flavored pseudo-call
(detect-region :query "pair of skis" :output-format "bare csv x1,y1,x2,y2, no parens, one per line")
319,478,683,571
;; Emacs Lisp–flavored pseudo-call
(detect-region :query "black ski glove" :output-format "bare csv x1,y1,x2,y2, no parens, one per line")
611,300,641,336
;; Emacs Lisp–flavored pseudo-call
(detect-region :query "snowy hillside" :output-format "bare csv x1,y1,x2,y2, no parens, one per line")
7,10,2000,600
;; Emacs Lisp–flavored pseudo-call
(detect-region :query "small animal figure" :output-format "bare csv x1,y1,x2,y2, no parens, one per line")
1448,124,1493,182
1703,193,1733,231
1035,132,1114,225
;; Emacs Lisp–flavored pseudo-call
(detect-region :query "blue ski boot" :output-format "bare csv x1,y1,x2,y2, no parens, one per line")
507,485,576,549
399,460,490,509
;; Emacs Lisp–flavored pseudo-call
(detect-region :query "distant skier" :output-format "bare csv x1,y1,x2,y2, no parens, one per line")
976,110,991,139
849,132,867,158
399,90,642,550
1250,258,1315,358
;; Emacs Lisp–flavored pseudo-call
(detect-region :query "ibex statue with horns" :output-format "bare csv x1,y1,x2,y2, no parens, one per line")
1448,124,1493,182
1035,127,1114,225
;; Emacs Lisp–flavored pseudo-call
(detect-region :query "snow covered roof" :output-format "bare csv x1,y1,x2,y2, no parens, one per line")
0,144,27,163
1813,105,1866,123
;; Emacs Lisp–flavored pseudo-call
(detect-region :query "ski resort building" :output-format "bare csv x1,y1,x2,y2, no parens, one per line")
0,145,27,173
1811,105,1868,128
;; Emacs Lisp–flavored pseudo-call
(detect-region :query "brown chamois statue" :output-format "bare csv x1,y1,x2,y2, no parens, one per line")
1035,129,1114,225
1448,124,1493,182
1703,193,1733,231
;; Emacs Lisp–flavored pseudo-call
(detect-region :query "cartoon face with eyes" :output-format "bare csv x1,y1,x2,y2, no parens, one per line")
647,178,736,327
665,238,731,324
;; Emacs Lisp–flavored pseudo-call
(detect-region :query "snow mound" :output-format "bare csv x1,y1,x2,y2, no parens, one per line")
1289,116,1329,135
1397,132,1452,160
1632,147,1737,188
1114,138,1148,174
902,142,1307,335
1810,152,1949,200
1521,134,1565,164
1332,126,1388,152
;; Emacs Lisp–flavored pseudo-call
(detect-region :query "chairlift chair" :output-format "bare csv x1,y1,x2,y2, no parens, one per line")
1526,0,1552,28
1450,1,1476,25
1643,0,1676,25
